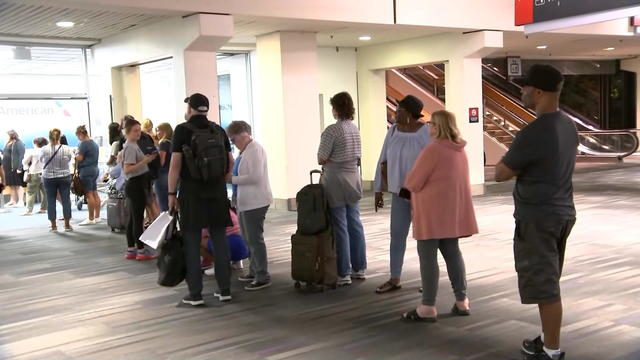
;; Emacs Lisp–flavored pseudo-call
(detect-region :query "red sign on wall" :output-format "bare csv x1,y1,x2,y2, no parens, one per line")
516,0,640,26
469,107,479,123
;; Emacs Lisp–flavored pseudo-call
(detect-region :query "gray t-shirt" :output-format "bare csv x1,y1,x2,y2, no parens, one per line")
502,111,578,221
122,141,148,180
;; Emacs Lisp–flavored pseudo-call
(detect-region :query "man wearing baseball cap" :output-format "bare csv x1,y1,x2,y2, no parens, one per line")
495,64,579,360
168,93,235,305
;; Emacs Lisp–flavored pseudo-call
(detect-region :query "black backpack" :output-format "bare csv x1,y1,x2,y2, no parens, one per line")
138,132,161,179
183,122,227,181
296,170,330,235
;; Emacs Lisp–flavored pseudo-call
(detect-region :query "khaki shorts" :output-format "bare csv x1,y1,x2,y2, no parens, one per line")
514,219,575,304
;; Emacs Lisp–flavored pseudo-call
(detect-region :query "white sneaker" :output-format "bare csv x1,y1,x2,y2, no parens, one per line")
79,218,96,226
21,211,33,216
351,270,366,280
204,268,215,276
93,217,103,224
336,276,352,286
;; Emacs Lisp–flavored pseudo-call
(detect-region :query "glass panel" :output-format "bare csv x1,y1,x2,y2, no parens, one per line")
0,99,90,150
140,58,176,126
0,45,86,95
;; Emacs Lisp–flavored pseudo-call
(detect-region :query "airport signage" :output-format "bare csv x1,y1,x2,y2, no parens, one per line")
516,0,640,33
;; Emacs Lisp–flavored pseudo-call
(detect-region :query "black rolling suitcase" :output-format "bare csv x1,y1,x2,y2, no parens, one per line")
291,170,337,290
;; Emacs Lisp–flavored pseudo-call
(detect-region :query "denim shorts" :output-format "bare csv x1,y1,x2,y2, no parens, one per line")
513,219,575,304
79,168,99,192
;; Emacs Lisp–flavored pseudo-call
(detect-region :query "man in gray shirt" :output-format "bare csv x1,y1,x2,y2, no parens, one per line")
496,65,578,360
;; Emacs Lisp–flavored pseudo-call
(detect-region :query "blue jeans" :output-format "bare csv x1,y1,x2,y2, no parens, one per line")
390,193,412,279
330,202,366,277
43,176,72,221
154,169,169,212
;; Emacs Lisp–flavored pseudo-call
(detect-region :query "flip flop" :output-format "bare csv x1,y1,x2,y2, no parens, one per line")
451,304,470,316
375,280,402,294
401,309,437,323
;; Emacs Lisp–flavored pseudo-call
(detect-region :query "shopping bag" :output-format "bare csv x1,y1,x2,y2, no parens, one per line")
157,216,186,287
140,212,173,249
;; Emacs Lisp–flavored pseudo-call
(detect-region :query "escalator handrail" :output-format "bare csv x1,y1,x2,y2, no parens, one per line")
484,95,531,129
577,130,639,158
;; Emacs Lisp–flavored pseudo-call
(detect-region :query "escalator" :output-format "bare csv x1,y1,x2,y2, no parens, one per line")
387,64,639,160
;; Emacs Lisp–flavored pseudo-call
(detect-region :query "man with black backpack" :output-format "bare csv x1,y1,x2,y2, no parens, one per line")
168,93,234,306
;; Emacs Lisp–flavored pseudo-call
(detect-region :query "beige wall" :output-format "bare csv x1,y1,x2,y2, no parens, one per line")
621,58,640,129
111,66,142,123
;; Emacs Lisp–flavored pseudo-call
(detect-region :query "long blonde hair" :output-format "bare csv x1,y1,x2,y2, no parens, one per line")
430,110,461,143
141,118,154,134
156,122,173,142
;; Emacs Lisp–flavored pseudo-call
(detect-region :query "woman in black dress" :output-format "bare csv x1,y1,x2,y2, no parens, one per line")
2,130,26,207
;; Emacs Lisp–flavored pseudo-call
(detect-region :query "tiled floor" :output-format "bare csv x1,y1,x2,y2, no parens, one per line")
1,163,639,360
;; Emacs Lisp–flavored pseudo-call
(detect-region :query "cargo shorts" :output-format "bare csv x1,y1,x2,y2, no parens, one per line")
513,218,576,304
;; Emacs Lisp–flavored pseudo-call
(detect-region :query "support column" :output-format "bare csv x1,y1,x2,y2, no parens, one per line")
256,32,322,208
182,14,234,125
446,57,485,188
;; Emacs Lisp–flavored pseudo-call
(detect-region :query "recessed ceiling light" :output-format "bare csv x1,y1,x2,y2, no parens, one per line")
358,35,372,41
603,47,615,51
536,45,548,49
56,21,75,28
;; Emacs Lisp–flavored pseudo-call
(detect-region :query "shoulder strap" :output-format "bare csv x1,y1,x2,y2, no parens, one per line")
43,145,62,170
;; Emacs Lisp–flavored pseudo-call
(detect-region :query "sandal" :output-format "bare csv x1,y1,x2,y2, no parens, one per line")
402,309,437,323
451,303,470,316
375,280,402,294
64,226,74,232
49,227,58,233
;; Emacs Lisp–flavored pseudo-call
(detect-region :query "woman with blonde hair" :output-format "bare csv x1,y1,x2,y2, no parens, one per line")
154,122,173,212
141,118,158,145
40,128,74,232
401,110,478,322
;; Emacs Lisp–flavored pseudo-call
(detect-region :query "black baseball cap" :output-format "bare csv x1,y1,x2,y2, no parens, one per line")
513,64,564,92
184,93,209,112
398,95,424,119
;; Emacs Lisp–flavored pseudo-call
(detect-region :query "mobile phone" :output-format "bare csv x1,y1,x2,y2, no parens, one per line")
398,188,411,200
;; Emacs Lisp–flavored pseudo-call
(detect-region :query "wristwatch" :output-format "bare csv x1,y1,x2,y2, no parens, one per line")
168,192,177,196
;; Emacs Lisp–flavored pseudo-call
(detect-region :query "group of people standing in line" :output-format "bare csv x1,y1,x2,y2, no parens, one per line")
0,63,575,360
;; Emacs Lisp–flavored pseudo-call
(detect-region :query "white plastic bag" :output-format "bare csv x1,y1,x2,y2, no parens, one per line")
140,212,174,249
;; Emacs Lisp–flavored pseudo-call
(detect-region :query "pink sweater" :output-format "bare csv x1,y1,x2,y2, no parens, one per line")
405,139,479,241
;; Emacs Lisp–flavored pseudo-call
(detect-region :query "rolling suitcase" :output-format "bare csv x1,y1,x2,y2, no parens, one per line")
291,170,337,290
107,189,129,232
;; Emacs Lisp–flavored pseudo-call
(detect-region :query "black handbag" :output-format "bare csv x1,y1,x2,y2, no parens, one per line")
156,215,186,287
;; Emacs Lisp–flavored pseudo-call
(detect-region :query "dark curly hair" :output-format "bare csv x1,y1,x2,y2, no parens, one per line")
108,122,122,145
330,92,355,120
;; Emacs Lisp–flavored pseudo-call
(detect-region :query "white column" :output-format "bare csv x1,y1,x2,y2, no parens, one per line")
256,32,322,208
446,57,485,188
182,14,234,125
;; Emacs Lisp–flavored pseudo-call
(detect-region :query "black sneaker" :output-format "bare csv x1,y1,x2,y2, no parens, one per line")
182,294,204,306
522,351,565,360
522,336,544,355
214,289,232,303
238,274,256,282
244,281,272,291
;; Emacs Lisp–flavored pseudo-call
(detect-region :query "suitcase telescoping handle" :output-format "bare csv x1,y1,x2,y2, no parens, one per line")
310,170,322,184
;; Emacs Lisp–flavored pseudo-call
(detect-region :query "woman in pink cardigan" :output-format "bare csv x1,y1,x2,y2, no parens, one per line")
401,110,478,323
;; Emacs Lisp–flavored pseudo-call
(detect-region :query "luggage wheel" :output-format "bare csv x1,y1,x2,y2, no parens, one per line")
294,281,301,289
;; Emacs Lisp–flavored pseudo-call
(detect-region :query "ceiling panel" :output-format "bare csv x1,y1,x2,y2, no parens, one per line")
0,1,168,43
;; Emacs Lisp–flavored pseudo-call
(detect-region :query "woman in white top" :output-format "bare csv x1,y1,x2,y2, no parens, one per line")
226,121,273,291
39,128,73,232
22,137,49,216
373,95,431,293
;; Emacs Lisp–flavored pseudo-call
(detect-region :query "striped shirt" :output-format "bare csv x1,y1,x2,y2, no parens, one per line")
39,144,72,179
318,120,362,164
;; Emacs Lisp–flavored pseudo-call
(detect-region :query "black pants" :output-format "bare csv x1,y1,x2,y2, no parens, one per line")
125,175,149,249
183,227,230,297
